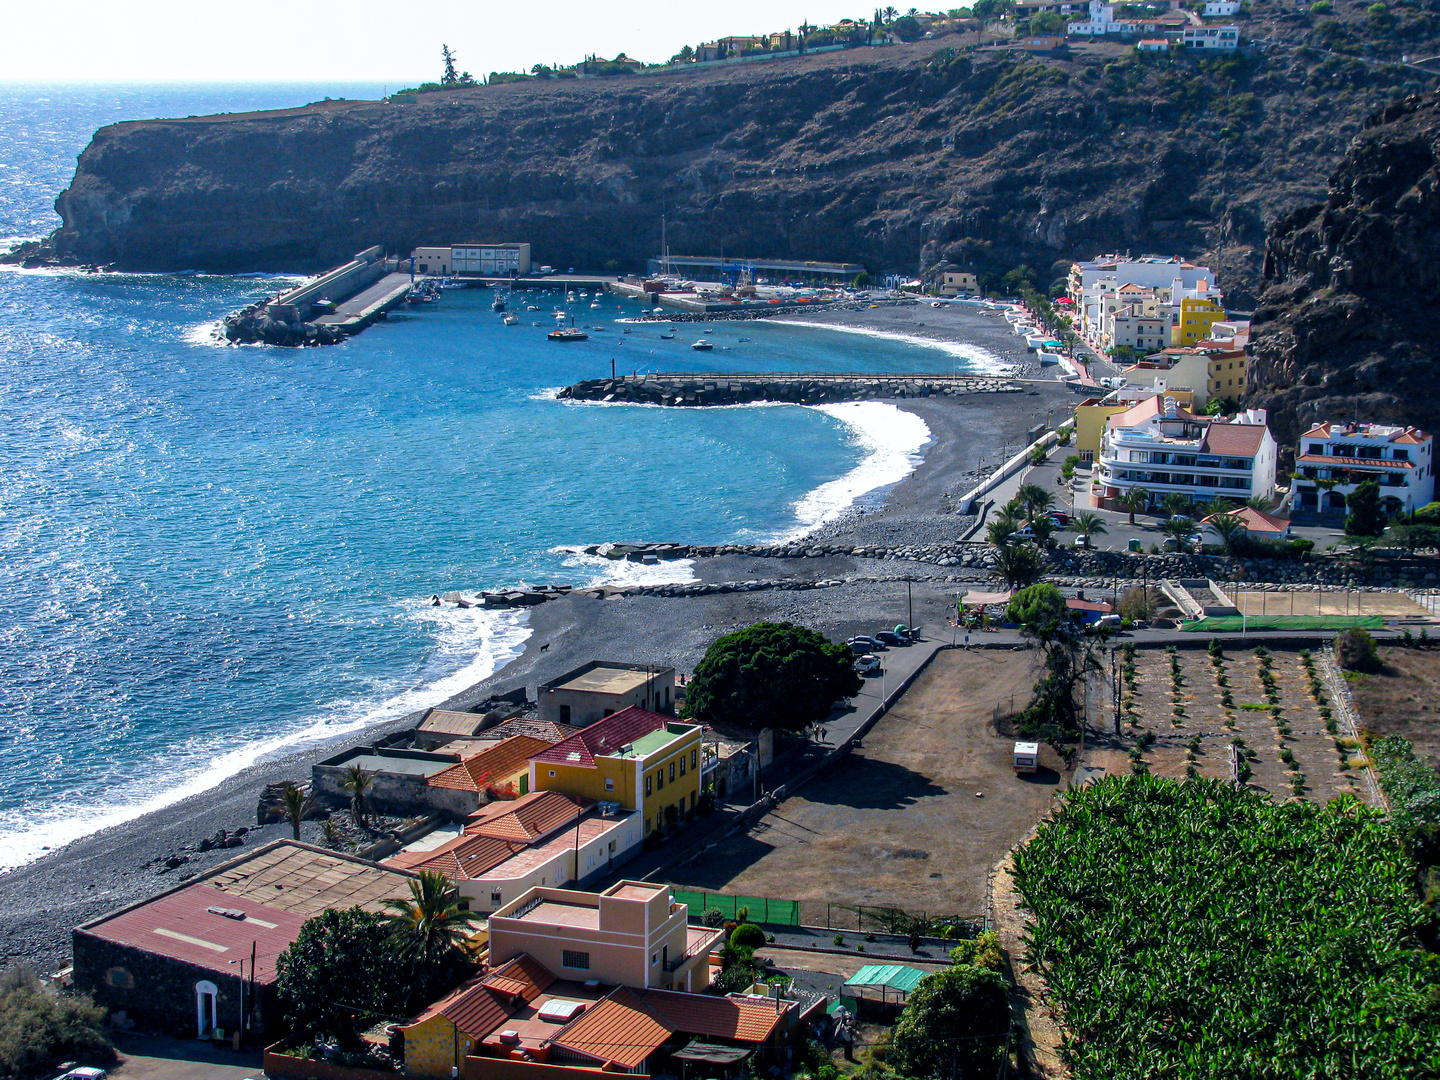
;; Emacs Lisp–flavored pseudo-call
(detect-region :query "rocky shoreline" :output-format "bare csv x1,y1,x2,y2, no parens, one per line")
557,372,1023,407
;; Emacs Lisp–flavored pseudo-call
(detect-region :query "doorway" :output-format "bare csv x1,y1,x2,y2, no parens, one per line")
195,980,218,1039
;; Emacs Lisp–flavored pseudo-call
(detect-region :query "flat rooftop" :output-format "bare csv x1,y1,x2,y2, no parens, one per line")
608,882,666,902
551,664,663,696
523,900,601,930
626,726,686,757
343,753,453,777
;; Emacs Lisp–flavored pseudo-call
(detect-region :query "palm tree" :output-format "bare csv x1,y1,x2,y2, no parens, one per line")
1115,487,1149,525
1161,492,1193,519
1206,511,1248,555
1195,496,1232,519
1161,515,1196,553
987,517,1018,548
1072,511,1107,549
383,870,481,972
339,765,373,829
280,781,314,842
995,542,1045,588
1029,444,1049,467
1246,494,1275,512
1028,515,1057,547
1018,482,1055,518
882,5,899,21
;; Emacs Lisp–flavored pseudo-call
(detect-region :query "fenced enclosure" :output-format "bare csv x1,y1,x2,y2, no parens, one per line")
669,886,983,937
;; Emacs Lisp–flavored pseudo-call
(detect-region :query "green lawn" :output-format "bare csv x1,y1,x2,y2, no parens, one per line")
1181,615,1386,632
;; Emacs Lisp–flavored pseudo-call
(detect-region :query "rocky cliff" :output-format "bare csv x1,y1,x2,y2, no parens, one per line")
12,17,1440,301
1249,91,1440,449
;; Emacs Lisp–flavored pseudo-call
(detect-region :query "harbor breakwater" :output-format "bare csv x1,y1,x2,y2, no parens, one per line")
556,372,1024,407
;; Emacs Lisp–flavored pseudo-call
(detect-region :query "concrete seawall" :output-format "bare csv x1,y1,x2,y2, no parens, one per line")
557,372,1025,406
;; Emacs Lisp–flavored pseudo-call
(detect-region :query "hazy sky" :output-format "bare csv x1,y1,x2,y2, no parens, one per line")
8,0,883,84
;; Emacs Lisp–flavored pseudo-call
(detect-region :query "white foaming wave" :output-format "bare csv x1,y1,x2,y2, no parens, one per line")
781,402,932,541
0,602,532,873
556,549,699,587
183,320,227,347
772,319,1018,376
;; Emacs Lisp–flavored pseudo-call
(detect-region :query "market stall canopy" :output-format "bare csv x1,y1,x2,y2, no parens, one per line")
844,964,930,995
961,589,1014,608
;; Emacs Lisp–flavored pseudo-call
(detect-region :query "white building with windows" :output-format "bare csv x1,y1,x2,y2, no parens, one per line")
1204,0,1241,14
1094,396,1276,510
1292,421,1434,515
1183,25,1239,48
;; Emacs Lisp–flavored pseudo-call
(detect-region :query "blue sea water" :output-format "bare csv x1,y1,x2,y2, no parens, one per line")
0,84,1002,871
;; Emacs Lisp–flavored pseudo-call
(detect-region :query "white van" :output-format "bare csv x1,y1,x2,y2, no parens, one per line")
1013,741,1039,774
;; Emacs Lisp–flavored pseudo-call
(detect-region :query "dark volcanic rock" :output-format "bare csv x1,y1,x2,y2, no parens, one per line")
10,36,1437,297
1249,93,1440,453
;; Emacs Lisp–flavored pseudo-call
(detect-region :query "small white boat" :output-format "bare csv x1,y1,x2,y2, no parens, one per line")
526,304,539,311
691,340,713,350
503,314,520,326
703,328,714,334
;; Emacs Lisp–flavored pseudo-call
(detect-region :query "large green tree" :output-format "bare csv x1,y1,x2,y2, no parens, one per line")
0,966,112,1080
382,871,480,1002
889,964,1011,1079
275,908,408,1048
1345,479,1387,537
1007,583,1103,743
683,622,862,732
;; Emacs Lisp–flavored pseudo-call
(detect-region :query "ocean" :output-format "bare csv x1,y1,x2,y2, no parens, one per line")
0,83,1003,871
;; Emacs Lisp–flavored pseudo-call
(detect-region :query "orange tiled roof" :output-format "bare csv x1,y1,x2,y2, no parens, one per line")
1202,506,1290,534
402,976,514,1038
1199,423,1266,457
1296,454,1414,470
429,736,553,792
639,988,789,1044
466,791,584,843
551,987,673,1069
386,832,524,881
482,953,556,1003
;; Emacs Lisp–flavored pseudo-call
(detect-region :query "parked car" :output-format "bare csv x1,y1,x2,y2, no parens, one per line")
875,630,907,646
855,654,882,674
1048,511,1071,526
57,1070,107,1080
1073,535,1090,548
1095,614,1123,631
848,635,885,651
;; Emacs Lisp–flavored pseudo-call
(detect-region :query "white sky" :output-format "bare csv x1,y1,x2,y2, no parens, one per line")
6,0,885,84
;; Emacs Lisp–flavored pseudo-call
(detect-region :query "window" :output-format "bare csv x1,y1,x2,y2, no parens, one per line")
679,756,685,777
645,818,651,834
603,708,614,717
549,770,556,778
646,775,653,796
605,777,614,792
609,839,617,852
559,705,571,724
105,967,134,990
492,889,503,905
651,952,659,966
691,749,698,770
562,950,591,970
669,762,676,783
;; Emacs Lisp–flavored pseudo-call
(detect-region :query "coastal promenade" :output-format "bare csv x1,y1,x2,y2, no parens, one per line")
558,371,1025,407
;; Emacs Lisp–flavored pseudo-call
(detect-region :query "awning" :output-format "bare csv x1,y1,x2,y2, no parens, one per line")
844,964,930,994
961,589,1013,608
672,1042,752,1065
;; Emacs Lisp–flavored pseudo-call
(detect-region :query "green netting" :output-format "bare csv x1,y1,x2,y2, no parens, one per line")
671,889,802,925
1182,615,1386,632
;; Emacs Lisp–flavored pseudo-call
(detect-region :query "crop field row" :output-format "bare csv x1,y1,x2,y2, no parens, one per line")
1116,643,1372,805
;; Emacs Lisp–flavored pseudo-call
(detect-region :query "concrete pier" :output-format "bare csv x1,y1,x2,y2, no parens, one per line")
557,372,1025,407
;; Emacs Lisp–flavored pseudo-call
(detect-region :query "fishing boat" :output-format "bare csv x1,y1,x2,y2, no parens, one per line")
548,327,589,342
503,314,520,326
691,340,714,351
660,331,675,340
492,295,507,312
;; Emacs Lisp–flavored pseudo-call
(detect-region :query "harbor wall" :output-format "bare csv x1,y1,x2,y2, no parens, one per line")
557,372,1024,407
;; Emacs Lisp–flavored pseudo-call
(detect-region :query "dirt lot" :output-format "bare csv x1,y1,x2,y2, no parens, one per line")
1223,589,1432,618
1349,646,1440,771
673,649,1057,920
1111,643,1370,804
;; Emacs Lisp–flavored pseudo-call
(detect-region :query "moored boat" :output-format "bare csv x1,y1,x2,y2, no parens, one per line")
548,327,589,342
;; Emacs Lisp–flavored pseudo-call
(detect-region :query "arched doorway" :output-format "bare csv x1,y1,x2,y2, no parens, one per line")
195,980,218,1039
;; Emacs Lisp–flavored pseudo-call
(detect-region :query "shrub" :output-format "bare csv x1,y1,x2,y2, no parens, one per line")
701,907,726,928
731,923,766,950
0,967,112,1080
1336,628,1382,672
947,931,1004,971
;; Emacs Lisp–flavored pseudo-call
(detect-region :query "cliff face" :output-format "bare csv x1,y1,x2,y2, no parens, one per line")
1249,93,1440,450
19,31,1438,299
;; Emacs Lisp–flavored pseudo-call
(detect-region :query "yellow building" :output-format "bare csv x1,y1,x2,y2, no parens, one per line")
1073,386,1195,461
1171,297,1227,346
529,706,702,838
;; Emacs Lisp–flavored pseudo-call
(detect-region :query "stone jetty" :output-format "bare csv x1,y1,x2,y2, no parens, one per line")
556,372,1024,407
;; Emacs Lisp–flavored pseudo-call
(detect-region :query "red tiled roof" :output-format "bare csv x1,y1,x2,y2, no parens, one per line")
482,953,557,1003
429,736,554,793
402,976,515,1038
1203,506,1291,534
465,791,585,843
386,832,524,881
1066,599,1114,614
639,988,789,1044
531,706,672,769
1199,423,1266,457
79,883,307,984
551,987,673,1069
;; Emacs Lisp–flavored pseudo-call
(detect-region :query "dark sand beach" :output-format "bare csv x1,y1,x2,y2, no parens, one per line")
0,301,1071,974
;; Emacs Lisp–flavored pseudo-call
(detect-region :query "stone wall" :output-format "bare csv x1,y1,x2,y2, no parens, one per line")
557,373,1023,407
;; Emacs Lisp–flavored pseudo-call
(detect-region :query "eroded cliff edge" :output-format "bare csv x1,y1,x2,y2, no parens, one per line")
12,36,1435,300
1249,92,1440,449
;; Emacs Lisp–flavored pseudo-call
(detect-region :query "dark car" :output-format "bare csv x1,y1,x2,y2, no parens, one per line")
875,630,907,646
849,635,885,651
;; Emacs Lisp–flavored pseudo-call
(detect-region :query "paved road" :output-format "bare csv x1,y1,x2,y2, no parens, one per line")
313,272,412,325
111,1034,262,1080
